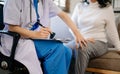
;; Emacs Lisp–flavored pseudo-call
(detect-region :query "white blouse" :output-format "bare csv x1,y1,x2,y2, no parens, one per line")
71,2,120,50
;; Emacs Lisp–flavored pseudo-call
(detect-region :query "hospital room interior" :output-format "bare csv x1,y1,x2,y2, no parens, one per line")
0,0,120,74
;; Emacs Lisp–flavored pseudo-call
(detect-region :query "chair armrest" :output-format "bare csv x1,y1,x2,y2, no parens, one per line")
0,30,20,60
0,30,20,37
0,30,21,71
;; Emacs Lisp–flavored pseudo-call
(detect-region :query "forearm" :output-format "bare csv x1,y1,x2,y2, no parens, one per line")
58,11,87,48
58,11,80,36
8,25,37,39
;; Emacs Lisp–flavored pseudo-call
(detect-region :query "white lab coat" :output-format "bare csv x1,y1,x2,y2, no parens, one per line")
1,0,61,74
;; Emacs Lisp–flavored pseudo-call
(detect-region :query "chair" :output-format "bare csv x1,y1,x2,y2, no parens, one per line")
86,50,120,74
0,3,29,74
0,2,4,30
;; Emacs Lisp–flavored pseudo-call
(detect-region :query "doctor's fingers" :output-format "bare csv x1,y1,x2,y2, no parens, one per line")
76,38,87,49
38,30,50,35
78,37,87,46
40,27,52,33
36,30,49,38
37,32,50,38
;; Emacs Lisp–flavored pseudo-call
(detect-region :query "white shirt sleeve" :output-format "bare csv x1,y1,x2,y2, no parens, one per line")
48,0,62,17
105,6,120,50
4,0,22,25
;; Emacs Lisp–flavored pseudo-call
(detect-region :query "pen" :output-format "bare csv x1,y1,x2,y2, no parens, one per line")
37,22,45,28
37,22,56,39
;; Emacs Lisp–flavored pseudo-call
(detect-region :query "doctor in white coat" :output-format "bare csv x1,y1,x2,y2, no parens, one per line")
1,0,87,74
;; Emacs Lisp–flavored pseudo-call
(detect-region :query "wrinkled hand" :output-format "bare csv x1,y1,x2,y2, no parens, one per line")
35,27,51,39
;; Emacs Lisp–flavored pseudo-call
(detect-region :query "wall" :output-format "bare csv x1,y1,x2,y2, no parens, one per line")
70,0,81,13
113,0,120,8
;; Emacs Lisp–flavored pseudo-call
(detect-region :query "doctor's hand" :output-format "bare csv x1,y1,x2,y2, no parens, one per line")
75,33,87,49
35,27,51,39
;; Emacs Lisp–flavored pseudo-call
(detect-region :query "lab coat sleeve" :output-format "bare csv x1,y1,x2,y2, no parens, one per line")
48,0,62,17
4,0,22,25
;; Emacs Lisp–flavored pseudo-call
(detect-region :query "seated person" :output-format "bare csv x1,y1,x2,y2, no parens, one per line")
66,0,120,74
1,0,87,74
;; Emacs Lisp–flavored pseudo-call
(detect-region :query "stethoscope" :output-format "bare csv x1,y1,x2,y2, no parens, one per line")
29,0,56,39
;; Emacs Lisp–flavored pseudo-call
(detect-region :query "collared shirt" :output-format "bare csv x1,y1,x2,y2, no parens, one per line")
2,0,62,74
4,0,61,29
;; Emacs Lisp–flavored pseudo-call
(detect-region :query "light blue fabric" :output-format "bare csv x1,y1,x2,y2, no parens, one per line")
34,0,40,19
33,39,72,74
31,0,40,30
